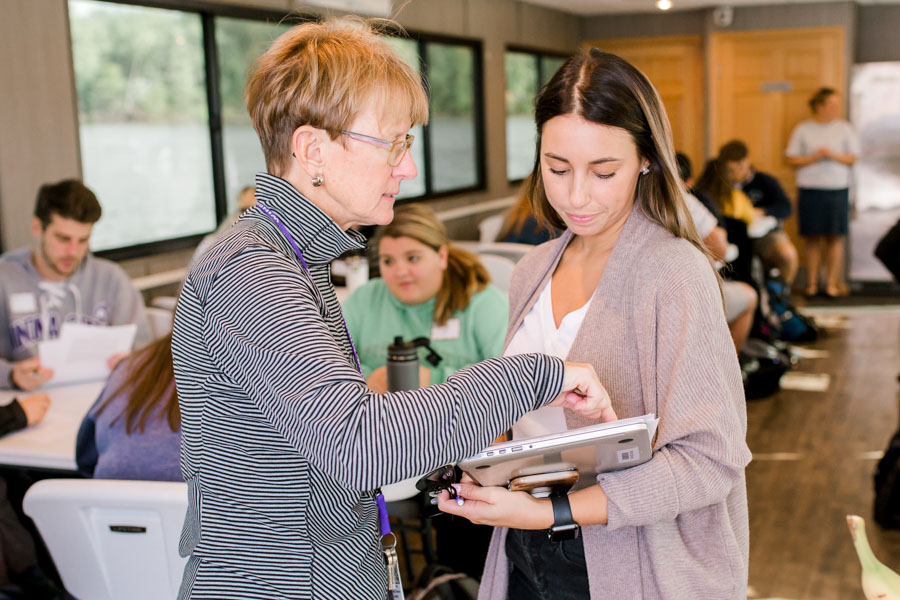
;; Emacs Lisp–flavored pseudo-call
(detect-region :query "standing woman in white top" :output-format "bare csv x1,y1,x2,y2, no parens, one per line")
785,87,860,298
439,49,750,600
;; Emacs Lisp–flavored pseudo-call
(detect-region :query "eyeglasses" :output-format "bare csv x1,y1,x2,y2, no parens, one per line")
341,130,414,167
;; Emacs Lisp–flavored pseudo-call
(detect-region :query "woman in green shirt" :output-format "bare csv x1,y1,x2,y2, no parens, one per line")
343,203,508,393
343,202,507,579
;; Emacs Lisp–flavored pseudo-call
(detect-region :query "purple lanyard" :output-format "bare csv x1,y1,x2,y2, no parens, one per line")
256,200,361,373
256,201,391,536
256,200,393,538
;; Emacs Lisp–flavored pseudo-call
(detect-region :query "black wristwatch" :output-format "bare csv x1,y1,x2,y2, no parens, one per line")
548,493,580,542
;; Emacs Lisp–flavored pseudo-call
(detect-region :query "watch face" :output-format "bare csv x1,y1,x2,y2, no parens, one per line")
548,523,580,542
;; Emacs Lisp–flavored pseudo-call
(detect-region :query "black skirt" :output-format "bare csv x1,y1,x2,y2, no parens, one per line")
797,188,849,236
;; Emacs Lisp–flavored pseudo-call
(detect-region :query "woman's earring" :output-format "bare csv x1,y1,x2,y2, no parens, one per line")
312,175,324,187
641,167,650,175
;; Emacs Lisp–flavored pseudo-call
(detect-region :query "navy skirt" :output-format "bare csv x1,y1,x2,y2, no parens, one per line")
797,188,849,236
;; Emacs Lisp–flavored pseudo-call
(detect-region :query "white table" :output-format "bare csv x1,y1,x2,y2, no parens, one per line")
0,380,104,471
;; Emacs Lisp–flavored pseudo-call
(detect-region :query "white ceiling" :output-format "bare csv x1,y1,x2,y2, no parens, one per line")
520,0,900,16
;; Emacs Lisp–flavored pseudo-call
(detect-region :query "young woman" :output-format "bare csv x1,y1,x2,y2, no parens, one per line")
76,332,181,482
344,203,507,392
439,49,751,600
343,202,506,578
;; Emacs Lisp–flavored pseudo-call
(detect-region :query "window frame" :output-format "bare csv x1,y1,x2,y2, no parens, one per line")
504,45,571,186
69,1,486,260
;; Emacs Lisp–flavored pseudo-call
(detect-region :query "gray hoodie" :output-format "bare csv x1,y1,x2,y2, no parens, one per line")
0,247,151,389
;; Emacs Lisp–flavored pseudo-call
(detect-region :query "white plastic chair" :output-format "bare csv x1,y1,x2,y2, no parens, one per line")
150,296,178,311
478,254,517,292
452,241,533,264
478,213,505,242
146,306,174,339
23,479,188,600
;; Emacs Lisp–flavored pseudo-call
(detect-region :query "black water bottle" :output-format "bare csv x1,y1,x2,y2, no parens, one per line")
386,336,420,392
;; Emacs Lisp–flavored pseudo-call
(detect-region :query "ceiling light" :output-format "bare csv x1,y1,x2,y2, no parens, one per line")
656,0,672,10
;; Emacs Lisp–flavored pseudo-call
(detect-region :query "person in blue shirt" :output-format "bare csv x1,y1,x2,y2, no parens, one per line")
76,332,181,482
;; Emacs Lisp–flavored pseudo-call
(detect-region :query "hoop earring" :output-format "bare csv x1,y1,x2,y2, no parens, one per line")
312,175,324,187
641,167,650,175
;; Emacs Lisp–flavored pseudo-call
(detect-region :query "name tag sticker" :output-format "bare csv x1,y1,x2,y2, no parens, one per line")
430,319,460,341
9,293,37,314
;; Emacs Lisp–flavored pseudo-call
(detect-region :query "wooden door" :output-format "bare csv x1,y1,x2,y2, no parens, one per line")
710,27,845,241
584,36,705,177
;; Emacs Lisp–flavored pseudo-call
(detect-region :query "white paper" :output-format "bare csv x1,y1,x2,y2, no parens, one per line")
38,323,137,385
779,372,831,392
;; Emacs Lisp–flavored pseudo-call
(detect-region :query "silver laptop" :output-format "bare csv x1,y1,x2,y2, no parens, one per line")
458,415,654,491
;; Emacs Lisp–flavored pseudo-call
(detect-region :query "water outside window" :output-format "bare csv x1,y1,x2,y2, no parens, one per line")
215,17,290,215
70,0,215,251
505,52,538,182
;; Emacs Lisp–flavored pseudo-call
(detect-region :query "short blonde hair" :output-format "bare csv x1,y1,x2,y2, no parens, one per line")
375,204,490,326
246,17,429,175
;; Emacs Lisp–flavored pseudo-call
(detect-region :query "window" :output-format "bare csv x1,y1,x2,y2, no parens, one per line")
70,0,214,252
68,1,485,255
387,35,483,199
505,49,570,182
215,17,291,215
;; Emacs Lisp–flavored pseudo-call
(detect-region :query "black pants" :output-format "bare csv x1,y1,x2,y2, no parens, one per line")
505,528,589,599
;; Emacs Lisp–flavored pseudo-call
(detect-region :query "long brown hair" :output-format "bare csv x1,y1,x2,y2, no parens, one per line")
526,48,711,263
695,159,732,210
497,187,557,241
97,332,179,434
375,204,490,326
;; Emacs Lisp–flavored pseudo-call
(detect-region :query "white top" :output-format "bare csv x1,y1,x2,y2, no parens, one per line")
504,277,593,439
684,192,718,239
785,118,859,189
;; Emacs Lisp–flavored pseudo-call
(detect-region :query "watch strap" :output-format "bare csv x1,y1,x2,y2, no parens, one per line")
548,493,580,541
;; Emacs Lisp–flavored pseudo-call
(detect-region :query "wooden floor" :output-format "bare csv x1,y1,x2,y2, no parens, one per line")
746,304,900,600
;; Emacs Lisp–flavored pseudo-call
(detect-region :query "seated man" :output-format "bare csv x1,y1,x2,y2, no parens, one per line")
0,179,151,391
720,140,800,287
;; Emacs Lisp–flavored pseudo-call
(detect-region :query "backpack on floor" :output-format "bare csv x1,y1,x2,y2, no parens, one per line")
759,272,819,343
874,430,900,529
408,564,479,600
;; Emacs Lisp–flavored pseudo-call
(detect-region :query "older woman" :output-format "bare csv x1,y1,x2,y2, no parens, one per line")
171,18,614,599
786,87,859,298
439,49,751,599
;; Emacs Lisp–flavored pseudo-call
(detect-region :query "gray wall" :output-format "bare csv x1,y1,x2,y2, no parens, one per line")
0,0,82,253
857,4,900,63
582,8,706,39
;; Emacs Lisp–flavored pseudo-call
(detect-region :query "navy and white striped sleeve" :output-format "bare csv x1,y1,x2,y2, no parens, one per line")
203,246,563,491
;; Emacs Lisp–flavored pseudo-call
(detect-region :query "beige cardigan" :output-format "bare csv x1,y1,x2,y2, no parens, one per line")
479,205,751,600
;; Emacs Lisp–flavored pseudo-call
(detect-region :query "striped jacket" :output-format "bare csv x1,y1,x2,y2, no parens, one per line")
172,173,564,599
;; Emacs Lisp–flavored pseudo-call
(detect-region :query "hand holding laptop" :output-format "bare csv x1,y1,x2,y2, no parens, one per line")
551,362,618,422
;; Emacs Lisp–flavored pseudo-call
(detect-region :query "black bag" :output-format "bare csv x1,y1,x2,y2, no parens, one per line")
739,338,791,400
874,218,900,284
408,564,479,600
874,430,900,529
